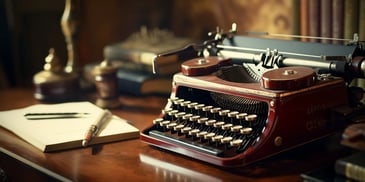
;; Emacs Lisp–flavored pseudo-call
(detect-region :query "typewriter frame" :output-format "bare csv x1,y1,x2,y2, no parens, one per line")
140,69,349,167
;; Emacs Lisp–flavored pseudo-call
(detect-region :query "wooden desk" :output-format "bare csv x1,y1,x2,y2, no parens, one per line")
0,88,349,181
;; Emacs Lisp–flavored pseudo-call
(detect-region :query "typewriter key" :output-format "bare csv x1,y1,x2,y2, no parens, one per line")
197,131,208,138
161,108,172,115
205,120,217,131
222,123,233,131
194,104,205,115
213,121,225,128
166,122,177,130
230,139,243,147
153,118,164,125
181,127,192,134
189,129,200,139
240,127,253,135
174,124,185,133
167,110,179,120
182,113,193,120
204,132,216,140
231,125,243,132
168,97,179,103
187,102,198,109
245,114,257,127
189,115,201,122
221,136,233,144
236,113,248,125
175,112,186,120
158,120,170,132
198,117,209,124
212,135,224,143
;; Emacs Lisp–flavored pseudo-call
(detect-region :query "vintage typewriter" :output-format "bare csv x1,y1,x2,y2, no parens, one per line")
140,24,365,167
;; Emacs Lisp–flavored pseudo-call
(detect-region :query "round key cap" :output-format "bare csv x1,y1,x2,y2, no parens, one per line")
246,114,257,121
219,109,230,116
204,132,216,140
175,112,186,119
180,100,191,107
197,131,208,138
210,107,221,114
160,120,170,127
173,99,184,105
189,129,200,136
205,119,216,126
162,108,173,115
202,105,213,111
167,110,178,117
166,122,177,129
187,102,198,108
231,125,243,132
212,135,224,142
213,121,225,128
189,115,200,122
236,113,248,119
198,117,208,124
240,127,253,135
195,103,205,110
174,124,184,131
221,136,233,144
182,113,193,120
222,123,233,130
228,111,239,118
230,139,243,147
153,118,164,125
181,127,192,134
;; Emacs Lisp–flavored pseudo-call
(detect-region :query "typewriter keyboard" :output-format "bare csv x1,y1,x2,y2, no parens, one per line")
147,87,269,158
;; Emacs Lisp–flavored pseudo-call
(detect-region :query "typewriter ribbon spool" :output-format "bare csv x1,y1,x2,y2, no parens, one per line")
260,66,316,90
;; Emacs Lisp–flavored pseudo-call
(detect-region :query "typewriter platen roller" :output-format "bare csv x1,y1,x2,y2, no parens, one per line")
140,24,365,167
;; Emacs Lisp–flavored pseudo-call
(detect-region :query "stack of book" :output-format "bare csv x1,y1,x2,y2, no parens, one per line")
298,0,365,44
85,26,192,96
301,123,365,181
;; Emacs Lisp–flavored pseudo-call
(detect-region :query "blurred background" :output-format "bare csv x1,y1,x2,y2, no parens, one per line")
0,0,318,88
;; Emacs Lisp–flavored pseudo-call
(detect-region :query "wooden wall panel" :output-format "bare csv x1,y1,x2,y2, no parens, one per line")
3,0,294,87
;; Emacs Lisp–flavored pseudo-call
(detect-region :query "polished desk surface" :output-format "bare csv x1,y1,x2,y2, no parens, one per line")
0,88,349,181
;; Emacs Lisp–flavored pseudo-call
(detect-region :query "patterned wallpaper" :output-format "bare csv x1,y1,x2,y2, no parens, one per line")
171,0,294,40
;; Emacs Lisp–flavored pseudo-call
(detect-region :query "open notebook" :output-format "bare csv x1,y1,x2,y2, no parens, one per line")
0,102,139,152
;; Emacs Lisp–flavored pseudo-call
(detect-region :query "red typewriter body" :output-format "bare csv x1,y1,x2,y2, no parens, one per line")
141,60,350,167
140,26,365,167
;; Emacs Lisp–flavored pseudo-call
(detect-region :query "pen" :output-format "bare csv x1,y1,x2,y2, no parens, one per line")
82,109,112,147
24,112,90,120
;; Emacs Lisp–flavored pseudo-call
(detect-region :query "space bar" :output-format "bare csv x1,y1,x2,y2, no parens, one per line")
149,130,224,157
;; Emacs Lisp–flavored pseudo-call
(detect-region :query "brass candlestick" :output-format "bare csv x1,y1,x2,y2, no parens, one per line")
61,0,79,73
93,59,120,108
33,48,80,102
33,0,81,102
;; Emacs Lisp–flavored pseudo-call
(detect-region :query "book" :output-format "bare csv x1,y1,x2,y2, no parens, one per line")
308,0,320,42
320,0,332,44
110,59,180,76
103,26,192,75
300,0,309,42
116,68,172,96
335,152,365,181
83,63,173,96
332,0,344,44
301,165,351,182
292,0,301,40
344,0,359,40
0,102,139,152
